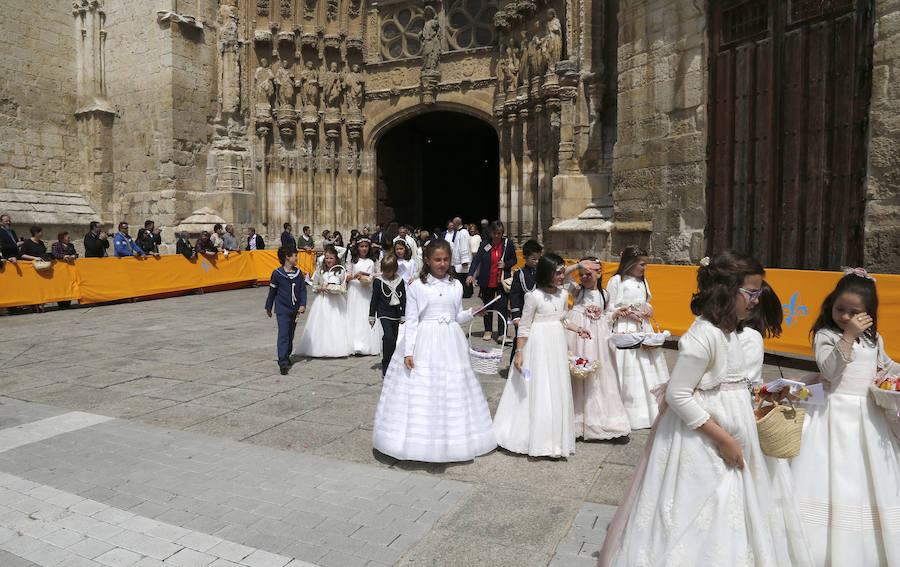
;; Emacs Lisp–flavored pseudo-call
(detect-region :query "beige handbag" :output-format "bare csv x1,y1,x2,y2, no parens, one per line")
755,398,806,458
32,260,52,271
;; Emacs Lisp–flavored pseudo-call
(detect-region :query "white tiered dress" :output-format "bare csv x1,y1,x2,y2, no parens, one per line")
372,274,496,462
606,274,671,428
493,287,576,457
600,317,812,567
346,258,381,355
295,268,351,358
566,286,630,440
791,330,900,566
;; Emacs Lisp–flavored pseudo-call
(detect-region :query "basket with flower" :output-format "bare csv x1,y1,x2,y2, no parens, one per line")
871,371,900,441
568,352,599,379
583,304,605,321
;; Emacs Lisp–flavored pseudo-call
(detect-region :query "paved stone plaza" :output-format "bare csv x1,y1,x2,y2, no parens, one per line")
0,287,672,566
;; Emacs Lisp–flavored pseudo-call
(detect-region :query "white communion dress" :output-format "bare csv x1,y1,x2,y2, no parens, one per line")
493,287,576,457
566,285,630,440
602,317,811,567
295,267,351,358
397,257,418,284
606,274,671,428
372,274,496,462
345,258,381,355
791,330,900,566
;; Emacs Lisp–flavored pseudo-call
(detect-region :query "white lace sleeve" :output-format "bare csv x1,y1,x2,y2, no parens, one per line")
813,329,854,382
518,291,538,338
665,328,713,429
403,281,421,357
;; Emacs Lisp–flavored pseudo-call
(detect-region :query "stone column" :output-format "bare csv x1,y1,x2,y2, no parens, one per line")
73,0,115,221
519,106,533,239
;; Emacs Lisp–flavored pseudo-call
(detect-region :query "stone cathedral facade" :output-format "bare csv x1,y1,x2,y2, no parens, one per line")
1,0,897,270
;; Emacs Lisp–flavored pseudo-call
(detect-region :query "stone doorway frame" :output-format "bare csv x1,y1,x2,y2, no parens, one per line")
365,101,500,232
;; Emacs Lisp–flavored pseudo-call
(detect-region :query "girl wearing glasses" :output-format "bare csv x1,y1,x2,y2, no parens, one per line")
598,250,812,567
606,245,671,429
791,270,900,566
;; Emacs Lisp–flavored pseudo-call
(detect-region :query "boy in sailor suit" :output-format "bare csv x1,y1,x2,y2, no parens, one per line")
265,246,307,374
369,255,406,376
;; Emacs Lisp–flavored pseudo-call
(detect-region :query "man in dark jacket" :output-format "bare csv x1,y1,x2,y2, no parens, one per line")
247,227,265,250
84,221,110,258
176,231,196,259
280,223,296,248
0,214,20,263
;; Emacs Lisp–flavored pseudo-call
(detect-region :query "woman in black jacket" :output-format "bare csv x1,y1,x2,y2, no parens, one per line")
466,220,517,341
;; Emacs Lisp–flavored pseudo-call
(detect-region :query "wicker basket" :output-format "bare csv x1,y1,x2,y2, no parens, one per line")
324,265,347,294
568,352,598,380
870,385,900,441
467,310,508,375
610,316,644,349
755,398,806,459
641,317,671,349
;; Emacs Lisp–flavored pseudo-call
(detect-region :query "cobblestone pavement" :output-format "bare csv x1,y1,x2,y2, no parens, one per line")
0,287,676,566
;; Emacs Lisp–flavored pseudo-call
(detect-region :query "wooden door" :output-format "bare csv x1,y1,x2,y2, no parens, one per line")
707,0,874,269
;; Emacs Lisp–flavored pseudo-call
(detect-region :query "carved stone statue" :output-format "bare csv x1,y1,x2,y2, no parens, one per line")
274,62,295,109
505,43,519,89
528,21,545,79
254,58,275,110
345,64,365,112
544,8,563,70
421,6,441,72
217,1,241,119
298,60,320,108
496,55,508,93
304,0,316,18
517,30,530,85
322,61,344,110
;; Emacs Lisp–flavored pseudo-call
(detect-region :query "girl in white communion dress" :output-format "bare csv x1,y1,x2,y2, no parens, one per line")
372,239,496,463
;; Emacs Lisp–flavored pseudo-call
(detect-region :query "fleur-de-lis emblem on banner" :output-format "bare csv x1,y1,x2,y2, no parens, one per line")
200,259,211,273
782,291,807,328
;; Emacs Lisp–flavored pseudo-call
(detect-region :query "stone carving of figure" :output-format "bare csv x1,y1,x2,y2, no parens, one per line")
345,64,365,111
528,21,545,79
496,54,508,93
298,60,320,108
544,8,563,70
255,58,275,110
275,62,295,108
421,6,441,72
517,30,530,84
505,42,519,89
217,1,241,118
322,61,344,109
304,0,316,18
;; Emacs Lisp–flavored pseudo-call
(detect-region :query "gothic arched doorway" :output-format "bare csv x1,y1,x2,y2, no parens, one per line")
375,110,499,233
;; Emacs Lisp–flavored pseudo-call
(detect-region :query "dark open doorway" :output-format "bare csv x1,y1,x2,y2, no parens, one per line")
375,111,499,233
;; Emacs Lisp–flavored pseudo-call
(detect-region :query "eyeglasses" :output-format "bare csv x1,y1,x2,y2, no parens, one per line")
739,287,762,301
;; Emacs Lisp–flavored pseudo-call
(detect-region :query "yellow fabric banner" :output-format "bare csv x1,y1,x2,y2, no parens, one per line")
76,252,260,304
0,261,79,307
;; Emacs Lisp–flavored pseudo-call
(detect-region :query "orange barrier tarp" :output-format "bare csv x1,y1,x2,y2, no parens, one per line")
1,250,897,360
0,261,79,307
76,253,260,304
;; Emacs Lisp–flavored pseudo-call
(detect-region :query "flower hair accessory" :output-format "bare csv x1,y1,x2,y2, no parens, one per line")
841,266,876,282
699,257,710,267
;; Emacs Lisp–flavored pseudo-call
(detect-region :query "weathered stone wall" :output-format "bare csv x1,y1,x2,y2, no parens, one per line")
865,0,900,272
0,0,79,196
612,0,707,264
104,0,218,247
